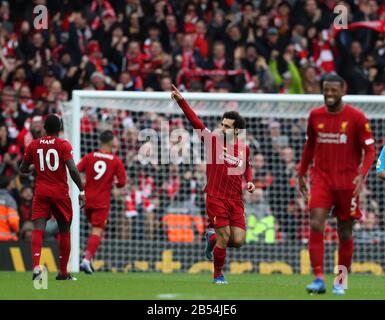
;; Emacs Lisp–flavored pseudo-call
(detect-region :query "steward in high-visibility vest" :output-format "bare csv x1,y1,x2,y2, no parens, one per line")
0,185,20,241
246,214,276,243
244,189,276,243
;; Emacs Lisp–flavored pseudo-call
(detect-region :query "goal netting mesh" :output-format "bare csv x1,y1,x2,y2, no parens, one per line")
63,92,385,275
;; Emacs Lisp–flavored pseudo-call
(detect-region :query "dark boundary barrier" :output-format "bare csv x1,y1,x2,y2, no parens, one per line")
1,240,384,275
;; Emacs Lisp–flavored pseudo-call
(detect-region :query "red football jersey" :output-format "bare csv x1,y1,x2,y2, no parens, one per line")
23,136,73,198
204,133,252,200
77,151,127,209
298,104,376,189
177,99,253,200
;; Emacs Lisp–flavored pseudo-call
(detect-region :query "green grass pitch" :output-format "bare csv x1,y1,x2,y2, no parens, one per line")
1,272,384,300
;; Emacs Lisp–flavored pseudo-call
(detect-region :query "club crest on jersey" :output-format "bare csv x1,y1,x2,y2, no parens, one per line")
365,123,372,133
317,123,324,129
340,121,348,132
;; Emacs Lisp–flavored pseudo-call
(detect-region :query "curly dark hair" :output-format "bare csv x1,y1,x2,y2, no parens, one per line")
222,111,246,129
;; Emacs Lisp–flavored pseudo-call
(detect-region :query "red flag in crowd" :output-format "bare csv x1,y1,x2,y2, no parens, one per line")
334,20,385,35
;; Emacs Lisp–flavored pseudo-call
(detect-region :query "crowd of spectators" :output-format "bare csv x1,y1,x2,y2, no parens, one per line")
1,0,385,244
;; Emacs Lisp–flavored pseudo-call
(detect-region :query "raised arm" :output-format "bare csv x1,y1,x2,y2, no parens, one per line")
171,84,206,130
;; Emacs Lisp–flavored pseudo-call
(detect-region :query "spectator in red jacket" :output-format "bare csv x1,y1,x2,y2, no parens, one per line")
194,20,209,60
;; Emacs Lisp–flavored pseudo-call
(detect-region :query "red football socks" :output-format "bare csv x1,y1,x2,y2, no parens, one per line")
59,232,71,276
31,230,44,270
85,234,101,261
309,231,324,279
213,246,226,278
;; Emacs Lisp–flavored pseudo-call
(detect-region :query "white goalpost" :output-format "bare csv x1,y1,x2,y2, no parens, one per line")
64,91,385,274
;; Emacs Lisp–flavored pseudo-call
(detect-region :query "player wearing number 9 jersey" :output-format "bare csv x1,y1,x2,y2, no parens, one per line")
77,130,127,274
20,114,85,281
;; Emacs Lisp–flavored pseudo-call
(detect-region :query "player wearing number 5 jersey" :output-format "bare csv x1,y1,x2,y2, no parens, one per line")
20,114,85,281
77,130,127,274
297,74,376,295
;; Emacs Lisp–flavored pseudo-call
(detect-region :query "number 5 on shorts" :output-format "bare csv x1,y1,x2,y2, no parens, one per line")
350,197,357,214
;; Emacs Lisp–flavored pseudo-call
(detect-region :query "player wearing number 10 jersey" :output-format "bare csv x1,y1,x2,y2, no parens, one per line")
77,130,127,274
20,114,85,281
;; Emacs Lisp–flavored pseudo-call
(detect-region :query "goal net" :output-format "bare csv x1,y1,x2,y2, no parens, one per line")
63,91,385,275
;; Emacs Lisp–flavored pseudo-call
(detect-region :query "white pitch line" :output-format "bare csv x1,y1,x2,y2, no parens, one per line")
156,293,182,299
